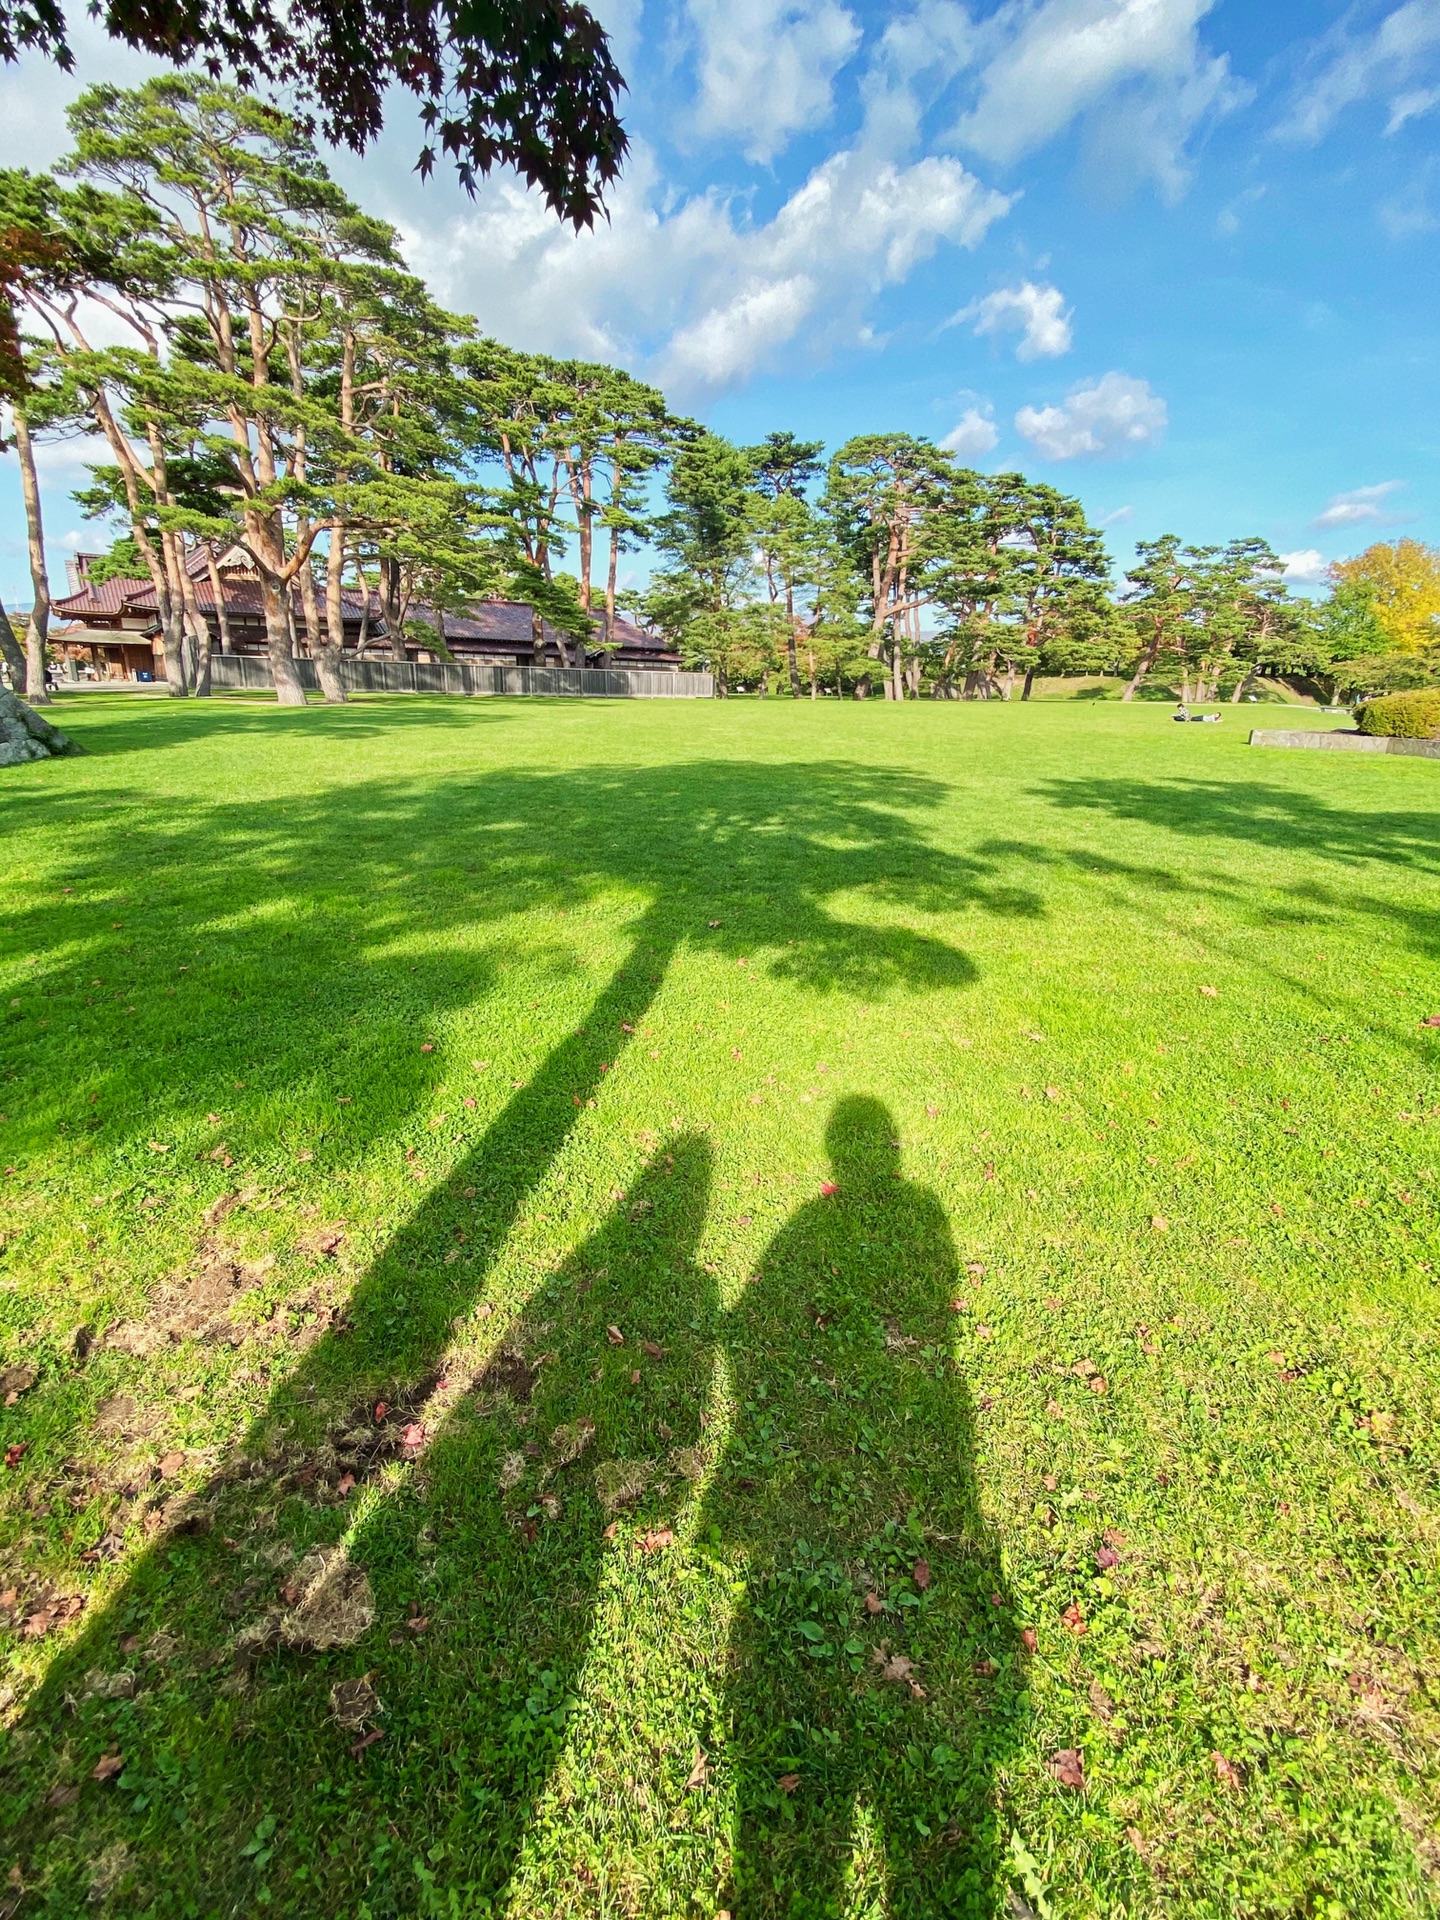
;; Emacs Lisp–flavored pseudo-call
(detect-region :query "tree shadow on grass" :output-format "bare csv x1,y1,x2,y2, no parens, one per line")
39,693,525,756
1035,776,1440,878
705,1098,1021,1919
2,757,1038,1914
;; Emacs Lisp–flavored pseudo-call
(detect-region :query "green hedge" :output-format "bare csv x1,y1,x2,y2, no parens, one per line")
1354,689,1440,738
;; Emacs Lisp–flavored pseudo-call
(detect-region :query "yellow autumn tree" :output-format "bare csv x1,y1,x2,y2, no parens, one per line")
1332,539,1440,653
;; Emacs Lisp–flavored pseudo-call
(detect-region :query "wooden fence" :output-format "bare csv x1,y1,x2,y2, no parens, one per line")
209,656,713,700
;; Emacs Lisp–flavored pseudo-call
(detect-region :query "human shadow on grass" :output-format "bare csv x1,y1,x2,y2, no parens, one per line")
702,1098,1022,1920
3,761,1033,1913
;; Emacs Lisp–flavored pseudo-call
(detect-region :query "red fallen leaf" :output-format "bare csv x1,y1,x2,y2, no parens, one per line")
45,1783,80,1807
1061,1603,1087,1634
639,1528,675,1552
373,1401,389,1423
606,1325,624,1345
350,1728,384,1758
1021,1627,1038,1653
1096,1546,1120,1571
820,1181,838,1196
4,1443,29,1468
420,1043,434,1053
401,1423,425,1450
912,1559,932,1592
777,1773,799,1793
864,1592,884,1615
1048,1748,1085,1789
1212,1751,1242,1788
336,1472,357,1497
92,1753,124,1782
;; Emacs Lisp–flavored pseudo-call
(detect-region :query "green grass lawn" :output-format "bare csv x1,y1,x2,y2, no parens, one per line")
0,692,1437,1920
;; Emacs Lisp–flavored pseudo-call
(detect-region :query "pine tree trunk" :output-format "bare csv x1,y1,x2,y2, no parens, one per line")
206,548,234,655
1021,669,1035,701
1121,642,1158,702
262,579,307,706
13,406,51,705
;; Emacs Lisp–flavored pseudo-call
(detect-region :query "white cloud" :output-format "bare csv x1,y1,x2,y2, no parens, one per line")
952,0,1244,199
1278,548,1331,584
1015,370,1167,459
941,405,1000,456
404,139,1011,397
1312,481,1407,528
1097,503,1134,525
956,280,1072,359
1282,1,1440,143
688,0,862,162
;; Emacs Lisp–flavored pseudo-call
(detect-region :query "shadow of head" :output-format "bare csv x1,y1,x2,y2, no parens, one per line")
824,1094,902,1191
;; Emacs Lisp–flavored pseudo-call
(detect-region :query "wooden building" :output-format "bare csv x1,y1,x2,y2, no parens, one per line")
51,550,679,680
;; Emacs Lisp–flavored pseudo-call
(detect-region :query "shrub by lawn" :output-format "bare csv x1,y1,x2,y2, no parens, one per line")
0,693,1437,1919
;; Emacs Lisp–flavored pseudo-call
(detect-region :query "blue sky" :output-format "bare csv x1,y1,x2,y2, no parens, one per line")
1,0,1437,607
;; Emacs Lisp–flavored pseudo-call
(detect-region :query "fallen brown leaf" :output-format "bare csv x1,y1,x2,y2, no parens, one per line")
1020,1627,1038,1653
777,1773,799,1793
686,1749,709,1790
1212,1751,1242,1788
1061,1603,1087,1634
912,1558,931,1592
92,1753,124,1782
1047,1748,1084,1789
638,1528,674,1552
